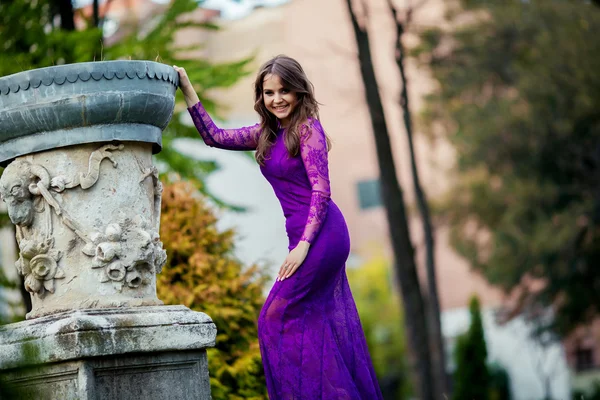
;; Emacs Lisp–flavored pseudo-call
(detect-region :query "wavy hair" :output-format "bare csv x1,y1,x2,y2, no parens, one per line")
253,55,331,165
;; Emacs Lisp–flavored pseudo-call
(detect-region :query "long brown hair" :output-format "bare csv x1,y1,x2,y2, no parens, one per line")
253,55,331,165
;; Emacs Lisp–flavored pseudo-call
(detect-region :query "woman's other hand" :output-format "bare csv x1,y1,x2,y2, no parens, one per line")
277,241,310,281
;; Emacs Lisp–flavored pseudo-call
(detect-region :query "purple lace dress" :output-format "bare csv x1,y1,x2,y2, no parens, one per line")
189,102,383,400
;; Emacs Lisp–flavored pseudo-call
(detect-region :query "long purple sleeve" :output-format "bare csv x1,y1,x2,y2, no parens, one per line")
188,101,260,151
299,119,331,244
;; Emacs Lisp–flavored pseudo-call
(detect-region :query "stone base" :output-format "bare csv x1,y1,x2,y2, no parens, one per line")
0,305,216,399
1,350,211,400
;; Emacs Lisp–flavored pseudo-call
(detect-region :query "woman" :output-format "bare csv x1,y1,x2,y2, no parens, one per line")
174,55,383,400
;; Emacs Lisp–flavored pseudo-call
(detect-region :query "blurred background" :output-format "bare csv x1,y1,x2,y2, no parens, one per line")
0,0,599,399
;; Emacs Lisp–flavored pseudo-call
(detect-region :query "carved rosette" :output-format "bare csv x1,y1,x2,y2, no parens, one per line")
0,61,177,319
82,216,166,292
17,237,64,295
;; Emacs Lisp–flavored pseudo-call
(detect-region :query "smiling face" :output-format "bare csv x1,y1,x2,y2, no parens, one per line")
262,73,298,128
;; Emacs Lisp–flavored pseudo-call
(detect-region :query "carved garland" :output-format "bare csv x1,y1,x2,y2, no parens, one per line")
0,144,166,296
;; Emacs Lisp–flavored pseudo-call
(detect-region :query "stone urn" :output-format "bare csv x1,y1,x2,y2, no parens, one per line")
0,61,216,400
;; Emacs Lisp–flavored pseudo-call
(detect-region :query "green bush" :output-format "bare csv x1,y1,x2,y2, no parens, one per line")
347,257,412,399
157,181,269,399
572,381,600,400
489,362,511,400
453,296,490,400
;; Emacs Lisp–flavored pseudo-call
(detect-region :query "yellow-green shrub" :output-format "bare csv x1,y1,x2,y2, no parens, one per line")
158,181,268,399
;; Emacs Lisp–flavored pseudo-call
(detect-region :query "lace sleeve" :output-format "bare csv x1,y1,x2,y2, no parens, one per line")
299,119,331,244
188,101,260,151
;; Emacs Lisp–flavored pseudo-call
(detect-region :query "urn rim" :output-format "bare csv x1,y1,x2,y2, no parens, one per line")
0,60,179,95
0,60,179,165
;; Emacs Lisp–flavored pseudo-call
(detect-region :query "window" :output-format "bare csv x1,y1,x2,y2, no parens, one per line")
575,347,595,372
357,179,382,210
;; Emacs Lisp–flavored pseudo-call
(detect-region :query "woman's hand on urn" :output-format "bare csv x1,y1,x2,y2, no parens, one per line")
277,241,310,281
173,65,199,107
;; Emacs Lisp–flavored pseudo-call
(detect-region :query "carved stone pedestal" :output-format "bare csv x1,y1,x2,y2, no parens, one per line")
0,306,216,399
3,351,210,400
0,61,216,399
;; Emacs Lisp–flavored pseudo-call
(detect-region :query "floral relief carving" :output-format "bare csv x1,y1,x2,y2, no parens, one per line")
16,236,65,296
82,216,167,292
0,144,166,294
0,159,66,297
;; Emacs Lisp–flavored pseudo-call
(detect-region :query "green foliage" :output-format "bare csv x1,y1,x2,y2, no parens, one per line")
0,243,23,326
453,296,489,400
347,257,412,399
157,181,268,399
0,341,45,398
572,382,600,400
0,271,10,326
100,0,254,201
489,362,511,400
415,0,600,335
0,366,18,399
0,0,102,73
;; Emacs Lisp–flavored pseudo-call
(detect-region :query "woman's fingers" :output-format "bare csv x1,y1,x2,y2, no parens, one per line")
282,262,299,280
283,263,298,279
278,261,289,281
172,65,188,81
277,255,303,281
277,261,288,281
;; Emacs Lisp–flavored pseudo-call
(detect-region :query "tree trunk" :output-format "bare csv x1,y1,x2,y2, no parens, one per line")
387,2,448,396
93,0,100,28
344,1,434,399
51,0,75,31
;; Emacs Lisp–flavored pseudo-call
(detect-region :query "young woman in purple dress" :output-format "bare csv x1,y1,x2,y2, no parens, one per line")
174,55,383,400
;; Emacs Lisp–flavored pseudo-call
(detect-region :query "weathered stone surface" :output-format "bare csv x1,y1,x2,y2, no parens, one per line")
0,305,216,370
0,306,216,398
0,142,166,318
1,351,212,400
0,61,175,319
0,60,178,165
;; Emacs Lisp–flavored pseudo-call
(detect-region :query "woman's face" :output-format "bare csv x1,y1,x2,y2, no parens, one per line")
263,73,298,127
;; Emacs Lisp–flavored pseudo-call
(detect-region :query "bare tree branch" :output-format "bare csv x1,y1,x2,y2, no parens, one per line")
344,0,435,398
387,0,448,395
